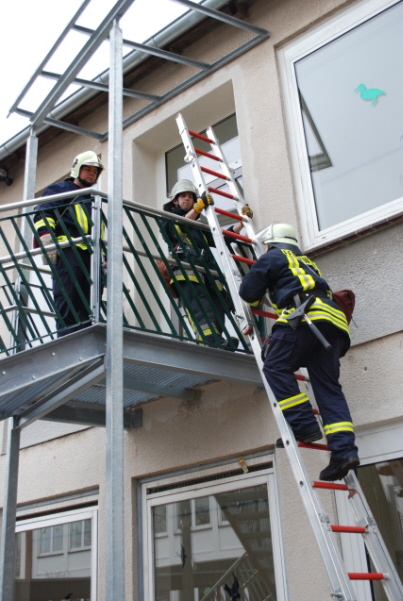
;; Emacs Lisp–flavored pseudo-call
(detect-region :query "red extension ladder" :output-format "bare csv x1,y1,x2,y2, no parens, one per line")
175,112,403,601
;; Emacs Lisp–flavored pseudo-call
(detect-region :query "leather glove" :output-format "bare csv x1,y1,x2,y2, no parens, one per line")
193,192,214,214
241,204,253,219
40,234,58,266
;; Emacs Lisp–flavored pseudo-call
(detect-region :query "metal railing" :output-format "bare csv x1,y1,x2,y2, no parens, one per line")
0,192,264,356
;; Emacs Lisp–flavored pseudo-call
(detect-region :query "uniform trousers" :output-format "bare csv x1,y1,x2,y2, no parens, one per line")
263,321,358,460
52,246,91,337
175,279,226,342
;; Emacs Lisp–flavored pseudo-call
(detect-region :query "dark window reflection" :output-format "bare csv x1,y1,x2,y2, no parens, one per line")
14,520,92,601
358,459,403,601
152,485,276,601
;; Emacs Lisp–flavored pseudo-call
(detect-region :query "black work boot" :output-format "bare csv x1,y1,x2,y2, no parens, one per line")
218,337,239,351
319,455,360,481
276,427,322,448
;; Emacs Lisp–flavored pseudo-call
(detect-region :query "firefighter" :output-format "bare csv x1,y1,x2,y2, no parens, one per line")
239,222,359,481
162,179,252,350
33,151,104,337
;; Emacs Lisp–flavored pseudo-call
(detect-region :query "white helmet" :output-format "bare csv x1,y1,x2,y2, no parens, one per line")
163,179,198,211
256,222,300,251
70,151,104,181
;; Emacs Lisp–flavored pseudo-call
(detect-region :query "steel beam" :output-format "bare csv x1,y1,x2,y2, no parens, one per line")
73,24,211,70
16,360,105,429
15,108,104,140
41,70,160,101
30,0,134,128
44,401,143,429
122,330,262,386
0,418,20,601
170,0,270,35
105,19,125,601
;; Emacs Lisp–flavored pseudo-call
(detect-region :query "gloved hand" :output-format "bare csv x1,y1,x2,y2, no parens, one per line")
40,234,58,266
193,192,214,214
241,204,253,219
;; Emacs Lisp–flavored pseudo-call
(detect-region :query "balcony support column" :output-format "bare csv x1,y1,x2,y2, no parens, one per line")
105,17,125,601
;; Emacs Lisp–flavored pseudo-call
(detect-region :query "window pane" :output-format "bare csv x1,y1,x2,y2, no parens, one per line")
83,519,92,548
52,525,63,553
358,459,403,601
15,518,93,601
152,484,276,601
70,521,83,550
39,528,51,555
295,1,403,230
194,497,210,527
153,505,167,535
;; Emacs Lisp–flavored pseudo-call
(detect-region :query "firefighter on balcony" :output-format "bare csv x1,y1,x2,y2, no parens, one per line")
239,222,359,481
33,151,104,337
162,179,253,351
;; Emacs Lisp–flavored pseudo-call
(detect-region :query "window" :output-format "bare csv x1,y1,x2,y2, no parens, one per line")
142,459,286,601
279,0,403,250
14,507,97,601
335,457,403,601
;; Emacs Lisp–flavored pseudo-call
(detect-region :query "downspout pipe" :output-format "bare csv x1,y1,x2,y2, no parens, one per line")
0,0,230,163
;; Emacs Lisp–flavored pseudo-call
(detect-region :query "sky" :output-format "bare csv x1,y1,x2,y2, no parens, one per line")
0,0,199,146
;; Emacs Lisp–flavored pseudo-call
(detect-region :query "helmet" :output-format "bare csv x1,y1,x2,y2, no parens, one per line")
70,151,104,181
163,179,198,211
256,222,300,251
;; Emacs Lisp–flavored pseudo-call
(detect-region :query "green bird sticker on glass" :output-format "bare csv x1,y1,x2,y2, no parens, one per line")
354,83,385,106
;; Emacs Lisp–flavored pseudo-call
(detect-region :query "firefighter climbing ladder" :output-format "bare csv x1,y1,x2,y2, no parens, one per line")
175,112,403,601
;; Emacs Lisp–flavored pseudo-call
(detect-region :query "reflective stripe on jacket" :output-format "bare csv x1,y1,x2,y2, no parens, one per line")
239,246,349,337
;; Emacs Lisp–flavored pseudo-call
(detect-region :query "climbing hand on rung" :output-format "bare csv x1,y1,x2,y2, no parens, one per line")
241,204,253,219
193,192,214,214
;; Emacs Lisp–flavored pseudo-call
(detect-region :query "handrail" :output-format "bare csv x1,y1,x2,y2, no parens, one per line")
0,196,265,355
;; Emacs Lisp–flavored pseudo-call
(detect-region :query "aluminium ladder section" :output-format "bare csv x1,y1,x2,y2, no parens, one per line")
175,113,403,601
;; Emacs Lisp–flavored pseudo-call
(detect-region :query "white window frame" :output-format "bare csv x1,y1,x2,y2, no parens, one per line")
141,458,287,601
15,506,98,601
278,0,403,251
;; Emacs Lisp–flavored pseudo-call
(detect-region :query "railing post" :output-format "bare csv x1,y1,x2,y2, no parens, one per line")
12,127,39,351
0,418,21,601
105,17,125,601
91,194,103,325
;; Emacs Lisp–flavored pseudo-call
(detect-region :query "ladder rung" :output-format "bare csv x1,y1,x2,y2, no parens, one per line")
251,308,277,319
298,441,329,451
208,186,238,200
223,229,253,244
189,129,214,144
348,573,385,581
331,525,366,533
201,166,229,180
231,254,256,265
195,147,221,161
312,481,349,490
215,207,243,221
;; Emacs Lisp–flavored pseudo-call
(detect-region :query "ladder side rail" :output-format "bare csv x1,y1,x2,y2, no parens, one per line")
344,472,403,600
205,125,262,253
246,332,358,601
203,123,318,408
176,113,357,601
176,114,254,333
